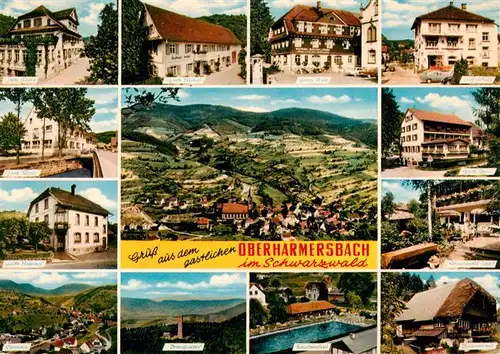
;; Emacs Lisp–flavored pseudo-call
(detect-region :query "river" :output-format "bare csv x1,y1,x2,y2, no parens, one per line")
48,168,92,178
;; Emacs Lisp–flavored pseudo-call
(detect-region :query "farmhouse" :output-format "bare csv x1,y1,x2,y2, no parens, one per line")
396,278,497,350
143,3,242,78
0,5,84,78
21,107,96,156
412,2,499,70
27,185,110,255
249,282,267,306
400,108,484,164
330,326,378,354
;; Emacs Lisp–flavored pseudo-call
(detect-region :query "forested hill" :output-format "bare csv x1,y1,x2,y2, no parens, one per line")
196,14,247,46
0,14,15,35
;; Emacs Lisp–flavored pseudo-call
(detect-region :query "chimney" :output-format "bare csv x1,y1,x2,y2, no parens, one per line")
71,184,76,196
317,1,321,9
177,315,183,338
461,3,467,10
449,1,453,5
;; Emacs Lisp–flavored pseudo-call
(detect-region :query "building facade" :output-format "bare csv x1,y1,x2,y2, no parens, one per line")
400,108,483,164
360,0,379,68
268,1,362,73
413,3,498,70
21,107,96,156
27,185,110,255
0,5,84,78
144,4,242,78
249,283,267,306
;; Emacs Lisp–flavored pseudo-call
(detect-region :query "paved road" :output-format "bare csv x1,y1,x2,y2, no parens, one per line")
267,71,377,85
204,64,245,85
382,64,420,85
96,330,112,351
95,150,118,178
382,166,446,178
40,57,90,85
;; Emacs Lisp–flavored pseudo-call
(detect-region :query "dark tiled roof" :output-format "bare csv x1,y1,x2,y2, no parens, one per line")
144,3,241,45
412,4,495,29
53,8,79,25
29,187,110,217
10,6,80,37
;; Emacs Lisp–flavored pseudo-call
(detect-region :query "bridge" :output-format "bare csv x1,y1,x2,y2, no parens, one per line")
92,150,118,178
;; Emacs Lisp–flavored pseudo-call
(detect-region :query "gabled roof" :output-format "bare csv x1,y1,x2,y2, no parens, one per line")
286,300,334,315
144,3,241,45
221,203,248,214
28,187,110,217
396,278,496,323
331,327,377,354
412,4,495,30
53,8,79,25
407,108,472,126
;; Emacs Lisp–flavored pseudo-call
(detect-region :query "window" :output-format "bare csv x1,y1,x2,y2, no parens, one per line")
44,215,49,223
402,136,405,142
35,217,39,222
74,233,81,243
44,199,49,210
76,213,80,226
294,38,302,48
413,134,417,141
468,38,475,50
350,26,355,36
94,216,99,227
311,39,320,49
35,203,39,213
334,56,342,65
448,56,457,65
17,23,21,29
295,55,301,65
93,233,100,243
14,50,19,63
348,56,352,64
296,21,304,32
448,24,459,32
312,55,320,64
402,127,405,133
466,24,477,33
334,25,343,35
326,40,334,49
305,23,313,33
412,123,417,130
320,24,327,34
23,20,31,28
85,233,89,243
367,26,377,42
482,32,489,41
47,19,51,26
368,50,376,64
85,215,89,226
482,47,489,58
428,23,440,33
303,55,308,66
34,18,42,27
185,44,192,53
168,44,178,54
187,63,193,72
149,42,158,55
167,66,179,76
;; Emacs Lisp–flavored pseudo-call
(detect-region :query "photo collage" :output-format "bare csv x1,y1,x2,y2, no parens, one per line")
0,0,498,353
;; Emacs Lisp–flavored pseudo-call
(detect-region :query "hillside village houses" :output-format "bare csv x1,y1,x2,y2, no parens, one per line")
412,2,499,70
27,185,110,255
400,108,486,165
21,107,96,156
268,1,380,73
143,3,242,78
0,5,84,78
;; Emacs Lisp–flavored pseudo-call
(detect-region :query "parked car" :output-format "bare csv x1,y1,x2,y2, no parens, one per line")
359,68,377,78
345,67,364,76
420,70,453,84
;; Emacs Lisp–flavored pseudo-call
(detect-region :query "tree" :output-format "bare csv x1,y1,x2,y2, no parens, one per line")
28,222,52,252
85,4,118,84
403,180,434,241
270,278,281,288
380,273,406,352
381,192,395,221
122,88,180,117
451,58,468,85
472,88,500,168
24,39,37,77
267,292,288,324
0,112,26,164
337,273,375,304
426,275,437,289
249,299,267,328
250,0,274,61
381,88,403,153
346,291,362,310
122,0,150,83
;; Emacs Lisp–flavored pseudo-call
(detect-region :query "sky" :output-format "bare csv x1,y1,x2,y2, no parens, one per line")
0,180,118,222
0,271,117,288
383,0,500,40
0,88,118,133
416,272,500,299
122,87,378,120
141,0,247,17
267,0,366,20
389,87,481,124
121,272,246,300
382,180,422,203
0,0,117,37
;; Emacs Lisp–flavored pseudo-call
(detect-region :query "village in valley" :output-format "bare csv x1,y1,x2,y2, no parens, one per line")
121,88,378,241
0,272,117,354
249,272,377,354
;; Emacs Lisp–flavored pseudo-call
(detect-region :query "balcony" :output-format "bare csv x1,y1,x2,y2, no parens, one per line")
54,222,69,235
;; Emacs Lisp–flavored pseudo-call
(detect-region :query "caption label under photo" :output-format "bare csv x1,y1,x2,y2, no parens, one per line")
163,343,205,351
459,168,497,176
162,77,206,85
2,260,47,268
2,77,38,84
296,77,331,84
2,170,41,178
293,343,331,351
459,342,498,351
2,343,32,352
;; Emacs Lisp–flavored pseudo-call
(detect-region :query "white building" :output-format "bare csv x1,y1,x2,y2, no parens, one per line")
144,3,242,78
400,108,483,164
0,5,84,78
360,0,379,68
22,107,96,156
249,283,267,306
412,2,498,70
27,185,110,255
305,281,328,301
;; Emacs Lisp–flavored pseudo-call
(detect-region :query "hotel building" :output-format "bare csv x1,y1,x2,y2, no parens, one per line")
144,3,242,78
412,2,498,70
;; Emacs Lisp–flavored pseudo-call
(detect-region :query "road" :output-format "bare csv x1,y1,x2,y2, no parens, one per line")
204,64,245,85
96,330,112,351
95,150,118,178
382,64,420,85
39,57,90,84
381,166,446,178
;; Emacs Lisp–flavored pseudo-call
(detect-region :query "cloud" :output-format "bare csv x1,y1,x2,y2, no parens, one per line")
177,90,190,98
156,273,245,290
224,6,246,15
0,272,69,286
435,275,499,298
210,273,245,286
122,279,152,290
81,3,106,25
89,118,117,133
95,107,118,115
355,98,363,102
236,95,269,101
234,106,269,113
414,93,474,122
0,187,37,203
87,91,117,105
271,0,357,9
270,99,299,105
146,0,246,17
306,95,351,104
72,273,114,280
400,97,414,104
78,188,116,209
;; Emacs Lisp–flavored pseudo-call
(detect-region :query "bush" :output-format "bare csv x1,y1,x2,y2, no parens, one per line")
451,58,468,84
6,251,53,260
141,76,163,85
203,63,212,75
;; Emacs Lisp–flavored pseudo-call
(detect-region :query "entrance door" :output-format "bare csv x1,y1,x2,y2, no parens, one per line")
56,234,65,252
232,51,237,63
428,55,443,68
103,237,107,249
